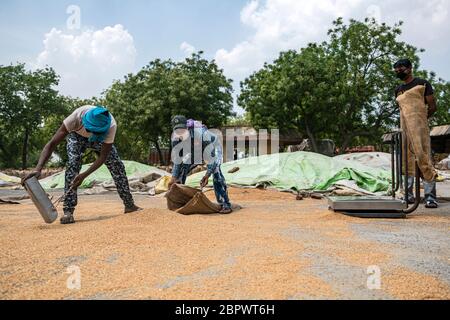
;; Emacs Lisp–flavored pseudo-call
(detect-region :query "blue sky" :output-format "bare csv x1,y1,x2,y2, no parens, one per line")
0,0,249,67
1,0,450,112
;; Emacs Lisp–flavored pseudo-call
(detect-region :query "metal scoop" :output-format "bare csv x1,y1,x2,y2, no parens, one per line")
22,176,71,224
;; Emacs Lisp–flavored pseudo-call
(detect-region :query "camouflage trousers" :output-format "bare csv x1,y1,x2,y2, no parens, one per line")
63,133,135,215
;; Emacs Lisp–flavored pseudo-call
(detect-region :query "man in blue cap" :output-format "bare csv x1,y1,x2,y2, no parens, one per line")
169,115,233,214
23,105,142,224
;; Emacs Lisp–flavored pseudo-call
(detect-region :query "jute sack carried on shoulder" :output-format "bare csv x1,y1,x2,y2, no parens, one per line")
396,85,437,182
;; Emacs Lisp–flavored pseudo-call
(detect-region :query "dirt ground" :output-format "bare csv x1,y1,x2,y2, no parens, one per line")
0,187,449,300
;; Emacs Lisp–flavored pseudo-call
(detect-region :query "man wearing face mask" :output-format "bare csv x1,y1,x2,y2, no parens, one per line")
394,59,438,209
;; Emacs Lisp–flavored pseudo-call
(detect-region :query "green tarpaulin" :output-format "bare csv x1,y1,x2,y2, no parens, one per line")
186,152,392,193
40,161,161,190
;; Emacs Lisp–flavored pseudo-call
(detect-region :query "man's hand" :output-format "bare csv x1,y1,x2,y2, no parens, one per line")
21,170,42,185
71,173,87,189
200,174,210,189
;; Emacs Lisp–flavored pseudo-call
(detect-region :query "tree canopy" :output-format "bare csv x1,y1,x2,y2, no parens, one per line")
103,52,234,163
0,64,62,168
238,18,449,153
0,18,449,170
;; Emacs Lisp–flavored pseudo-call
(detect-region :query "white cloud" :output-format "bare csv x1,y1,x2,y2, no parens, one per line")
375,0,450,50
215,0,363,80
180,41,196,56
215,0,450,80
214,0,450,114
35,24,136,98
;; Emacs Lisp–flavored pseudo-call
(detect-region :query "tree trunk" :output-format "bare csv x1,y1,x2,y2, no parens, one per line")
154,140,165,166
304,117,319,153
339,133,353,155
338,130,372,155
0,139,10,161
168,141,172,166
21,128,30,170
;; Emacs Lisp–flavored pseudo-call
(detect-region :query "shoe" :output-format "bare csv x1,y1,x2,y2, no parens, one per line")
124,205,143,214
425,200,438,209
401,197,416,205
60,214,75,225
219,207,233,214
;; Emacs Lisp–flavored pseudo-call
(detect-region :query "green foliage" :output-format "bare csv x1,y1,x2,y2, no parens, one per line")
431,80,450,126
325,18,420,151
0,63,62,168
104,52,234,163
238,18,447,152
226,114,253,127
2,19,448,169
239,44,336,151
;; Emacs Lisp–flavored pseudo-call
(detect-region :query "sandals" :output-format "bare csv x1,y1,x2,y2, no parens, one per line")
219,207,233,215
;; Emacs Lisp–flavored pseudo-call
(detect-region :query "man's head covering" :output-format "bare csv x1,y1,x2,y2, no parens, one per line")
82,106,112,143
171,115,187,130
187,119,206,129
394,59,413,69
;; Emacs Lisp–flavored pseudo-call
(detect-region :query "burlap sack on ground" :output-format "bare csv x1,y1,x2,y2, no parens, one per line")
396,85,437,182
165,184,241,215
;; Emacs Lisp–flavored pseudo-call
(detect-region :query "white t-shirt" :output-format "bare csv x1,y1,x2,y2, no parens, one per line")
63,105,117,144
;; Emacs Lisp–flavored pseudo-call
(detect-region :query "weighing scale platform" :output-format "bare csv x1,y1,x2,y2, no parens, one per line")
328,196,407,211
327,196,408,219
327,131,420,219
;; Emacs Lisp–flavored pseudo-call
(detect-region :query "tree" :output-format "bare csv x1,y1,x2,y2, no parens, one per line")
0,64,62,169
239,18,431,152
104,52,234,164
430,80,450,126
227,113,253,127
325,18,421,152
239,44,337,152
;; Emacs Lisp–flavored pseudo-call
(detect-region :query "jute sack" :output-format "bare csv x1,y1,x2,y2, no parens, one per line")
165,184,221,215
396,85,437,182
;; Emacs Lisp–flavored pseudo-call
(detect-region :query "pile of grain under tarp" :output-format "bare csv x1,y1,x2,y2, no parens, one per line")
437,155,450,170
186,151,392,194
0,172,21,188
39,161,170,194
165,184,241,215
334,152,392,171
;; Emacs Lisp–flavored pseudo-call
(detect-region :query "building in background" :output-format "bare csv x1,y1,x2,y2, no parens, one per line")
430,125,450,154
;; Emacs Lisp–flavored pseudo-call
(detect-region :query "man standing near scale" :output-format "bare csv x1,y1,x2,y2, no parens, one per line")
394,58,439,209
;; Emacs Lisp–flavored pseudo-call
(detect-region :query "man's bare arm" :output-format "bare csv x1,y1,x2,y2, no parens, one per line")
425,95,437,118
22,124,69,183
70,143,112,189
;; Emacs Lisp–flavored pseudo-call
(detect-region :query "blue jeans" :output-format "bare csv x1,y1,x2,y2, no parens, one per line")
407,177,437,202
212,168,231,209
178,164,199,185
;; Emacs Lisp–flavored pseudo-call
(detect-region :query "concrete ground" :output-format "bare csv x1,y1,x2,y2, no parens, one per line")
0,184,449,300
